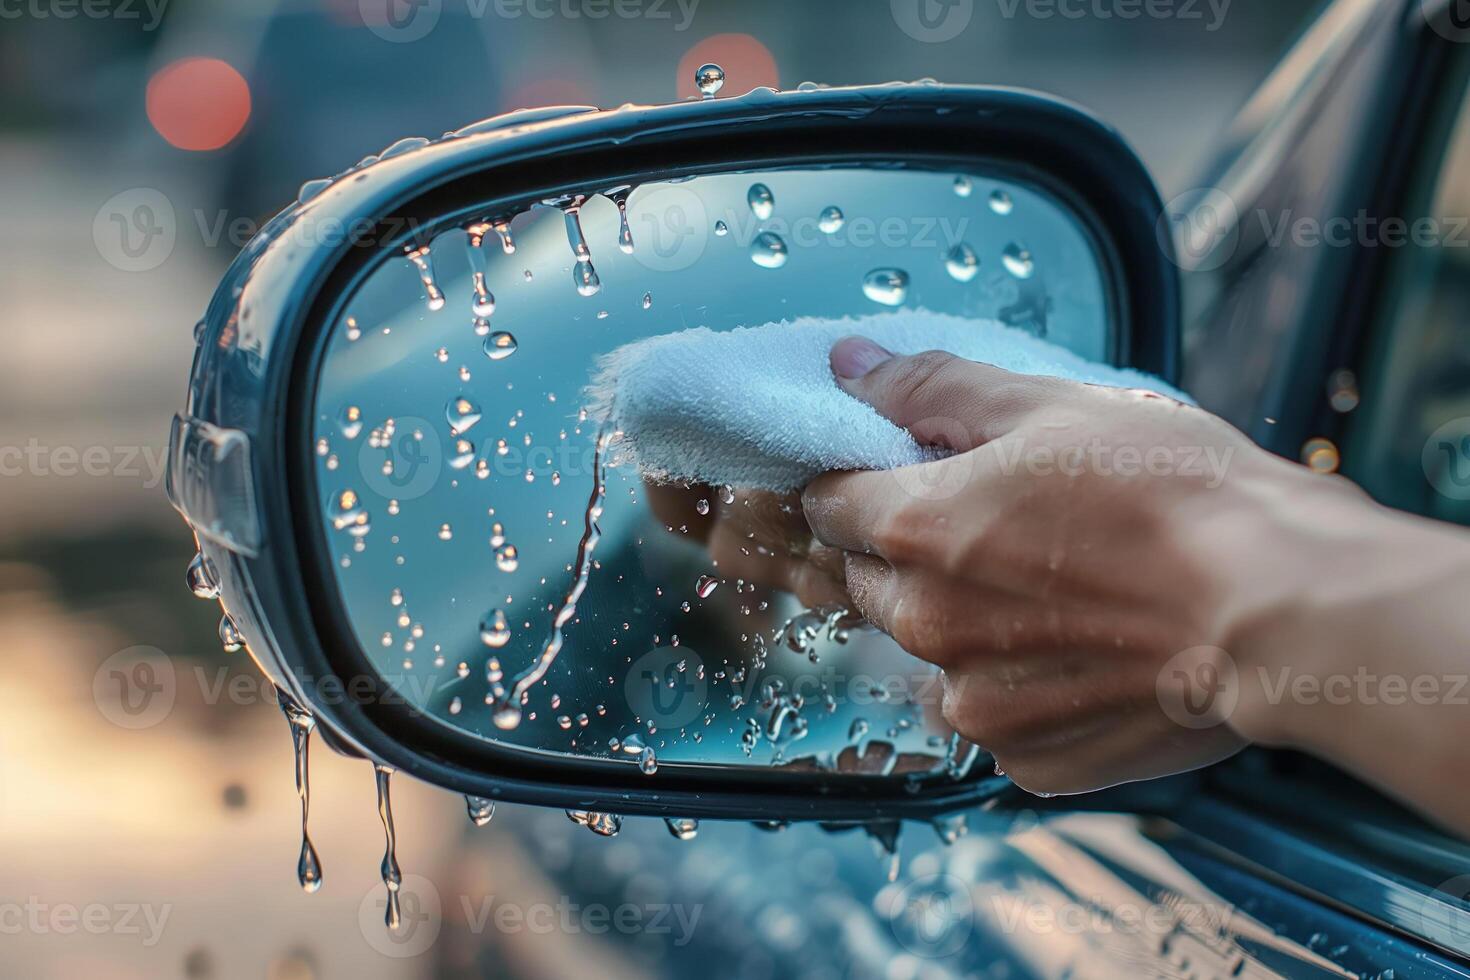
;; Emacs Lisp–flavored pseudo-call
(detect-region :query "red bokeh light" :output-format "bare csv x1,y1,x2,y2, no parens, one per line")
146,57,252,152
675,34,778,100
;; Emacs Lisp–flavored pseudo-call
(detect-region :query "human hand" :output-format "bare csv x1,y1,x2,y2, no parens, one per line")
800,336,1347,796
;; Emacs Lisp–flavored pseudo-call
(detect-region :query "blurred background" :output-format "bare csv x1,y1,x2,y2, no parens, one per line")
0,0,1324,976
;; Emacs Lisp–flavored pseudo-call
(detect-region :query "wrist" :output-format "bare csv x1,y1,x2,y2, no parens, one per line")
1189,456,1391,747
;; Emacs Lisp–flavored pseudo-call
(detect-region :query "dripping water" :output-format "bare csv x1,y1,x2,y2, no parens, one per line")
493,219,516,255
609,187,635,254
465,223,497,317
665,817,699,840
405,245,445,312
277,689,322,893
374,764,402,928
562,199,601,297
465,795,496,827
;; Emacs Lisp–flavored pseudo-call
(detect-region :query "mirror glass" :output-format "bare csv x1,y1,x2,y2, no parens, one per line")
309,164,1113,776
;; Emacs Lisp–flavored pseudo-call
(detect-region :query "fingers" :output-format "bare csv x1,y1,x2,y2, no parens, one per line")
802,460,965,562
800,467,909,555
841,553,899,634
829,336,1069,451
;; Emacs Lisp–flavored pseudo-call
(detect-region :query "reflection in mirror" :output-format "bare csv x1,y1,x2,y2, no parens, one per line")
311,165,1112,777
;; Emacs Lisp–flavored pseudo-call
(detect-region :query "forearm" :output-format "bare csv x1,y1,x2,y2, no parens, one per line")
1221,470,1470,835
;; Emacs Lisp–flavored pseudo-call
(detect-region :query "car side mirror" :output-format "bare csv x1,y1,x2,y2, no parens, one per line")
167,81,1180,828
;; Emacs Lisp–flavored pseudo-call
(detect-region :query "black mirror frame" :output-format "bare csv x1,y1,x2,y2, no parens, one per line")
200,83,1180,822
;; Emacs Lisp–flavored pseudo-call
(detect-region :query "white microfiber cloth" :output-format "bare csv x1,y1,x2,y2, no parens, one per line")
585,311,1187,492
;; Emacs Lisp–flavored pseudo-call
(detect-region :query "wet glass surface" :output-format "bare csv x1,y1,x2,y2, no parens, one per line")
311,166,1111,770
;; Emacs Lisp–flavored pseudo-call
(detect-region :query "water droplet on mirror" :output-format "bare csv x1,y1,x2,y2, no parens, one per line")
405,245,445,312
818,206,844,234
374,765,402,928
747,183,775,221
719,484,735,505
471,279,495,318
329,490,371,536
446,395,482,434
438,523,453,541
862,268,909,306
1302,437,1340,474
495,544,520,572
1002,242,1035,279
480,608,511,648
573,259,601,297
186,552,220,599
483,331,517,360
695,574,719,599
465,795,495,827
338,405,363,440
750,232,788,269
638,746,658,774
945,242,980,282
641,291,653,310
489,522,506,548
989,190,1014,215
695,63,725,98
695,498,710,516
714,220,729,237
448,438,475,470
493,220,515,255
953,175,973,198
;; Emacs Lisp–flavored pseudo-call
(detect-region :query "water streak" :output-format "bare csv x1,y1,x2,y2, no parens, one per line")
405,245,445,311
491,424,611,730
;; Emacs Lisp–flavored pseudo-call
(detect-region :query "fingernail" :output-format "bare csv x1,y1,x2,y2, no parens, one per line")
830,336,893,380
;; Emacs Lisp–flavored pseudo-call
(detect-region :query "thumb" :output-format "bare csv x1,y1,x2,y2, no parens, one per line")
828,335,1064,452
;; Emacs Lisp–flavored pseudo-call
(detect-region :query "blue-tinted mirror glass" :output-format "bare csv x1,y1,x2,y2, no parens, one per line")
311,165,1112,774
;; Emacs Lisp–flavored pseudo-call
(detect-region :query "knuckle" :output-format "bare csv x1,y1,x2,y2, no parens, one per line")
869,501,936,563
883,351,958,413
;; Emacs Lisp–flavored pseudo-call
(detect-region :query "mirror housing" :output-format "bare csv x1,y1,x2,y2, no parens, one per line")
169,82,1180,821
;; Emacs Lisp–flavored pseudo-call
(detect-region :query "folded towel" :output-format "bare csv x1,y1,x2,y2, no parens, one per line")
585,311,1186,492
